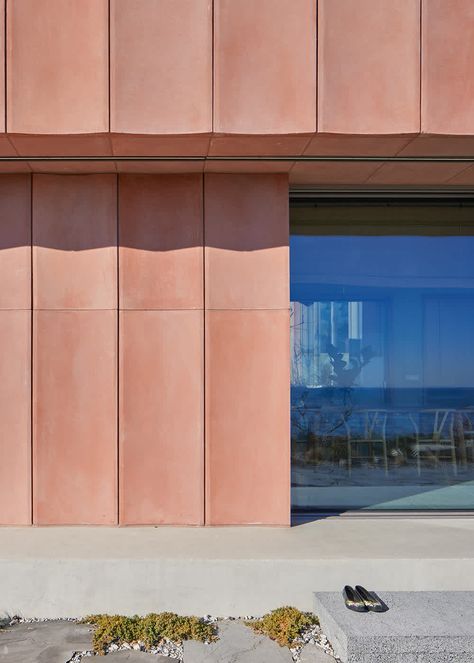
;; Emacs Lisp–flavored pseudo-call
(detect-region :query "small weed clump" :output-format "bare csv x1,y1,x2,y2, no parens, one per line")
82,612,216,655
245,606,318,647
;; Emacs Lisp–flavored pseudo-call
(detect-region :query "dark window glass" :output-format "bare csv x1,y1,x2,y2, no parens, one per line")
290,204,474,511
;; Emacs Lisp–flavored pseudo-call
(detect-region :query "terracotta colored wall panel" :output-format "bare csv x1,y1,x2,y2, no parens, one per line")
304,133,414,158
0,0,4,134
421,0,474,135
0,311,31,524
33,175,117,310
214,0,316,134
0,175,31,309
120,310,203,525
111,134,210,158
290,161,382,186
0,0,17,156
205,174,288,310
33,311,117,525
318,0,420,134
208,134,311,158
366,161,470,185
400,134,474,158
119,174,203,310
205,310,290,525
205,173,290,526
111,0,212,135
11,135,112,158
7,0,108,135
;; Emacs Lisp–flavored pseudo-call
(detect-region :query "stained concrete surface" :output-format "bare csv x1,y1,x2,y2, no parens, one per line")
299,644,337,663
0,621,93,662
108,652,168,661
0,620,333,662
183,621,293,662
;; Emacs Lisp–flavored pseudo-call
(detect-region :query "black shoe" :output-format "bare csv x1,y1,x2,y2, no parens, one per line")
343,585,367,612
355,585,388,612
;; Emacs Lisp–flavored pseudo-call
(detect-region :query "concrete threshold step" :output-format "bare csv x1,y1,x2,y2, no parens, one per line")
314,591,474,663
1,521,474,617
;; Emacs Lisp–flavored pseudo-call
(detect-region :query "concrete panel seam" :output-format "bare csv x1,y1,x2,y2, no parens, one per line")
29,169,32,525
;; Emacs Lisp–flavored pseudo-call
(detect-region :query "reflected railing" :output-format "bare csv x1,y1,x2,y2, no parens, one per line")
291,405,474,484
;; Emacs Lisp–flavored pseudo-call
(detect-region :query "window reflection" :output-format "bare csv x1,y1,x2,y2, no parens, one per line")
290,210,474,511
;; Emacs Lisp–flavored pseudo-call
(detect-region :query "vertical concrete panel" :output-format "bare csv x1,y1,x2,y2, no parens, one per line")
33,175,117,310
206,310,290,525
205,174,289,310
422,0,474,134
0,0,4,135
0,311,31,524
120,310,204,525
7,0,108,135
0,175,31,309
214,0,316,134
119,174,203,310
205,174,290,525
0,0,17,156
0,174,31,524
33,311,117,525
111,0,212,135
318,0,420,134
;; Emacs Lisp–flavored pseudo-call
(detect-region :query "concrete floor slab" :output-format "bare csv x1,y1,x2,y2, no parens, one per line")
0,518,473,617
183,621,293,662
314,591,474,663
0,621,93,663
299,644,336,662
108,652,168,661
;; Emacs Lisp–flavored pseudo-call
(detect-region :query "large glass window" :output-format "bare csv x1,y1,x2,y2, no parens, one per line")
291,203,474,511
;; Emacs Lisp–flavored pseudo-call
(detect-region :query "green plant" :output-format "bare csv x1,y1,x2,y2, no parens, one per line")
82,612,216,655
245,606,318,647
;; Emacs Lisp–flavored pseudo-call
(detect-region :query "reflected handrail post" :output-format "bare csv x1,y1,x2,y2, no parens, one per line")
411,410,457,477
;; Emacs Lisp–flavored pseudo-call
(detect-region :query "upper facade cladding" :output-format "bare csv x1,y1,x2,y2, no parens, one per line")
1,0,474,185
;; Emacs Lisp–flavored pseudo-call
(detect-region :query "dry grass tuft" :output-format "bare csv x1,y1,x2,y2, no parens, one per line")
82,612,217,655
245,606,318,647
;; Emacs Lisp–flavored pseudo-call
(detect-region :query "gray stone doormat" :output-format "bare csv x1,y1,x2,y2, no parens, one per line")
314,591,474,663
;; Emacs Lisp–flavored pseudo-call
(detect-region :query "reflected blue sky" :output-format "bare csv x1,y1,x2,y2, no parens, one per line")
290,231,474,511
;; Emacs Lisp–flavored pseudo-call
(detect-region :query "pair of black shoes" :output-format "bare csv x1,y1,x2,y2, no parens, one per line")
343,585,388,613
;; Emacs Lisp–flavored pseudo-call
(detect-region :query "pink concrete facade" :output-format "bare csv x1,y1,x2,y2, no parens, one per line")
0,1,472,182
0,173,290,526
0,176,31,525
205,175,290,525
119,174,204,525
1,2,473,526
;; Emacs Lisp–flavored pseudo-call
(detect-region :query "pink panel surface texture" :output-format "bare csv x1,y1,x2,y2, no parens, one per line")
0,174,30,525
119,174,203,310
204,174,290,526
32,173,118,525
33,174,117,310
33,310,117,525
318,0,420,134
120,310,204,525
0,311,31,524
213,0,316,154
3,0,473,528
206,309,290,526
119,174,204,525
205,174,289,310
1,0,474,158
111,0,212,155
421,0,474,136
7,0,109,155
